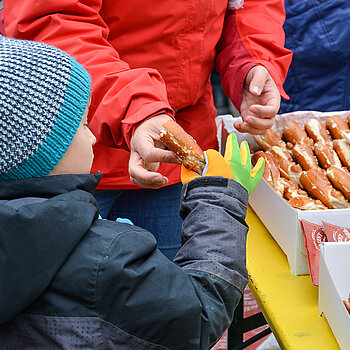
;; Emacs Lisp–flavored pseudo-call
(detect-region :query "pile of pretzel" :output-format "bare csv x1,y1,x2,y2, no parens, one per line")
251,115,350,210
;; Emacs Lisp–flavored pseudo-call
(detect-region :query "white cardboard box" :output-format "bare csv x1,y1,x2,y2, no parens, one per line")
319,242,350,350
216,112,350,275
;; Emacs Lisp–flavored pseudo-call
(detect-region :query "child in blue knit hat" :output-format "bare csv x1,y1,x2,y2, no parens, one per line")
0,35,93,180
0,36,263,350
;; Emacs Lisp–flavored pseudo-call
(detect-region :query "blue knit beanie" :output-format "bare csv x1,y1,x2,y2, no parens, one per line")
0,36,91,180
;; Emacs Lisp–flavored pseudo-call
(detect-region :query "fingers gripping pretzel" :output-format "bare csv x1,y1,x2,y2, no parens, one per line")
181,134,265,195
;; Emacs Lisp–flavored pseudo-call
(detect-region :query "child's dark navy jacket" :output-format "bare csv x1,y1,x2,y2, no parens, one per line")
0,172,249,349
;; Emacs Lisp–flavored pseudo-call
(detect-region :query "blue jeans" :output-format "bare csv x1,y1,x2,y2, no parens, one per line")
94,183,183,261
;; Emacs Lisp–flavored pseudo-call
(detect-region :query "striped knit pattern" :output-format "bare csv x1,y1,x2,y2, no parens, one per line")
0,36,91,179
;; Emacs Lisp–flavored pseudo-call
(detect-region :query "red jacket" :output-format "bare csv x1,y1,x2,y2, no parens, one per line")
4,0,292,189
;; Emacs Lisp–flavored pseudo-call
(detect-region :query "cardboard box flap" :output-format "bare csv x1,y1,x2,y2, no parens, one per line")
319,242,350,350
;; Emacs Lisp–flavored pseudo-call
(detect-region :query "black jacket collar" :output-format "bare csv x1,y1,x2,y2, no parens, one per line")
0,172,102,200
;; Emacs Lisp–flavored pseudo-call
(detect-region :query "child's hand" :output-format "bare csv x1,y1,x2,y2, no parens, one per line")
181,133,265,195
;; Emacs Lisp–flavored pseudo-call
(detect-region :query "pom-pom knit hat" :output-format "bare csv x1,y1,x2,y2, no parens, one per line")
0,36,91,180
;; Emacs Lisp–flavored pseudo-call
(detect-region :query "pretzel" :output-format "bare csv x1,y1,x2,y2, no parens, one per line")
159,119,206,174
326,166,350,201
288,196,327,210
253,129,292,158
283,121,314,146
267,146,302,184
279,177,308,200
304,118,332,144
344,294,350,314
292,143,320,171
252,151,284,196
314,141,342,170
333,139,350,171
280,171,326,210
300,169,350,209
325,115,350,139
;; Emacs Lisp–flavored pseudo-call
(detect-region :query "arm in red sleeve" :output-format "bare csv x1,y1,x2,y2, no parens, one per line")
4,0,174,150
215,0,293,111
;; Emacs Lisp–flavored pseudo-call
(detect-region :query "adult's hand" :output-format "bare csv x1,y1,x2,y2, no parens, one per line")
129,114,180,189
234,66,281,135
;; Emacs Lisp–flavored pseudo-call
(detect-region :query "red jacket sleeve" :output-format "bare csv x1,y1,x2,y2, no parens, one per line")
4,0,174,150
215,0,293,111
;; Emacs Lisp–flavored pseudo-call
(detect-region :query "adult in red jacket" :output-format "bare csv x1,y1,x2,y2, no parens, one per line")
3,0,292,260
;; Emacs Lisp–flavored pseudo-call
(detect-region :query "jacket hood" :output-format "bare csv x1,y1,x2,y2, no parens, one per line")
0,172,102,324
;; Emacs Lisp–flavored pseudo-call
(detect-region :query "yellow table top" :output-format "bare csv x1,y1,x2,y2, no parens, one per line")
245,206,340,350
